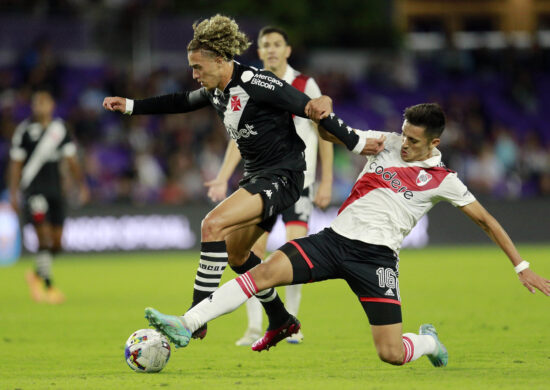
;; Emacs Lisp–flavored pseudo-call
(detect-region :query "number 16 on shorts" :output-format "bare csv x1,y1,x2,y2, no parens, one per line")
376,267,400,300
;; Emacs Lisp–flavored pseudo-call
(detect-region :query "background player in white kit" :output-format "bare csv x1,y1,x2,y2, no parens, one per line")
205,26,333,346
145,103,550,365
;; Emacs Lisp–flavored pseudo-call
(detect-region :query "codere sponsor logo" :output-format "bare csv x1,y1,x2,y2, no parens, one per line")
369,162,414,200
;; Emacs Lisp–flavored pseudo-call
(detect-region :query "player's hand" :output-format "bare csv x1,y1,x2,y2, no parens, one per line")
305,96,333,122
314,180,332,209
103,96,127,113
204,178,228,202
361,135,386,156
518,268,550,296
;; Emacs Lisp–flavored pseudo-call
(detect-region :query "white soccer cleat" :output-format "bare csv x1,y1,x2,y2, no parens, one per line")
235,328,262,346
285,329,304,344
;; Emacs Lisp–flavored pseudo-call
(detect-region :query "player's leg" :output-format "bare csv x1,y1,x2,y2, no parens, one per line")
250,228,340,351
226,225,291,337
191,188,263,310
145,248,296,348
343,242,447,367
190,171,303,339
23,194,50,301
284,223,307,343
25,220,52,302
145,229,340,349
281,186,312,343
41,195,67,304
235,232,267,346
44,224,66,304
371,322,447,367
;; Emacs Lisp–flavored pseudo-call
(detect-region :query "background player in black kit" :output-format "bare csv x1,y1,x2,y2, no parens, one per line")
9,89,89,304
103,14,384,346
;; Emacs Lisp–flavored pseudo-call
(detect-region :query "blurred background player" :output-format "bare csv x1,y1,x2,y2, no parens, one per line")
205,26,334,346
8,89,89,304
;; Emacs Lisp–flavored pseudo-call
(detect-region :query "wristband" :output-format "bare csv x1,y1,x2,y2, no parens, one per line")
514,260,530,274
124,99,134,115
351,130,367,154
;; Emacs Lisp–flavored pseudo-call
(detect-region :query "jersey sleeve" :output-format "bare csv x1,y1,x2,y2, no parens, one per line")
437,173,477,207
242,70,310,116
242,70,360,151
9,121,28,161
132,88,210,115
304,78,322,99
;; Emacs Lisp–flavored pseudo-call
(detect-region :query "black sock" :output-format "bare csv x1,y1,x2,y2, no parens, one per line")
231,251,290,330
192,241,227,307
229,251,261,274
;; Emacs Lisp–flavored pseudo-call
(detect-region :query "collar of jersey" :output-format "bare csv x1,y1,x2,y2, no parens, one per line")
402,147,442,168
214,60,240,96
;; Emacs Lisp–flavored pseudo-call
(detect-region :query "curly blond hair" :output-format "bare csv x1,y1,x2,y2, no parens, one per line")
187,14,251,60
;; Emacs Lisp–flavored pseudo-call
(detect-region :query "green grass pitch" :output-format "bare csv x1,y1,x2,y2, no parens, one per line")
1,246,549,390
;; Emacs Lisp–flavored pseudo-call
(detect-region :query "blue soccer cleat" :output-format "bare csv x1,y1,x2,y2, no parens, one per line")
419,323,448,367
145,307,192,348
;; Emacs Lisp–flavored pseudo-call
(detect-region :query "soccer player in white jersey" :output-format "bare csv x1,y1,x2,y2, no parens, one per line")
145,102,550,363
205,26,333,346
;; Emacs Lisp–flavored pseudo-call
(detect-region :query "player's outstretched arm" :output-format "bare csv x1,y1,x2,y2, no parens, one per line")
460,201,550,296
204,139,242,202
103,90,210,116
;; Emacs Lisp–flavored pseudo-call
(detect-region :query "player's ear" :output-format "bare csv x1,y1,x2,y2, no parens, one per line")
285,45,292,59
430,137,440,149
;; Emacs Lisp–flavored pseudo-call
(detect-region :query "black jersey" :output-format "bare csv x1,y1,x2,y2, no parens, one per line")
9,118,76,197
132,61,360,176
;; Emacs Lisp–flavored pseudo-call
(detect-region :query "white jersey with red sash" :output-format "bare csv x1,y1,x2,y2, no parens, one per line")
282,65,321,189
331,131,476,253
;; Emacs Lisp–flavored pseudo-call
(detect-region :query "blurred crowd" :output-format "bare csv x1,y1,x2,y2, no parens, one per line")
1,38,549,207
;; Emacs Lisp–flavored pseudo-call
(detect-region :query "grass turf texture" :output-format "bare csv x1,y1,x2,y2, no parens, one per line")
1,246,549,390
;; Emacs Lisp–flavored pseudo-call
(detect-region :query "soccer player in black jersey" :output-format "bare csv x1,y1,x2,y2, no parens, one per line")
9,89,89,304
103,14,384,344
206,26,334,346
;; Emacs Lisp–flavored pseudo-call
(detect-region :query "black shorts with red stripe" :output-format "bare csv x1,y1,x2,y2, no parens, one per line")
279,228,402,325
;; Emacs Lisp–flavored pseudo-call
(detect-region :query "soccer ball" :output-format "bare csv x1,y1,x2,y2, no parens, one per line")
124,329,171,373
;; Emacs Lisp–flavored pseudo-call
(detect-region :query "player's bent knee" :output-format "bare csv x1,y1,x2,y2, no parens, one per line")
249,252,293,290
200,214,226,240
376,346,404,366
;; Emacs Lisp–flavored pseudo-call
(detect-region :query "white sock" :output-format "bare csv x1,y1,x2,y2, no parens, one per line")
183,273,258,333
402,332,437,364
246,297,263,332
285,284,302,316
